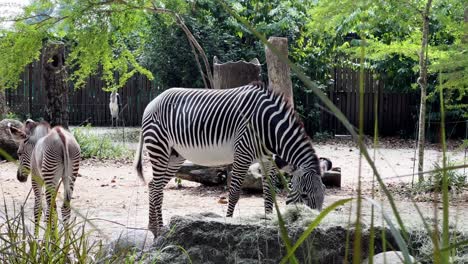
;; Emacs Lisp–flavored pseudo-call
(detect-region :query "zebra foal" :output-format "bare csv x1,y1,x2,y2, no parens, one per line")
8,120,80,231
134,83,325,235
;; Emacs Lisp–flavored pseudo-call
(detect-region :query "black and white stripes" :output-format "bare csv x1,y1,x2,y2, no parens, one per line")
9,120,81,232
134,83,324,235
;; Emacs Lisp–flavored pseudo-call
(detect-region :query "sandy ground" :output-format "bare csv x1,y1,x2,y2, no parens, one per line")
0,141,466,243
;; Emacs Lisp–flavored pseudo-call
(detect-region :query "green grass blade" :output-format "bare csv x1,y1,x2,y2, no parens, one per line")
280,198,353,264
364,198,412,263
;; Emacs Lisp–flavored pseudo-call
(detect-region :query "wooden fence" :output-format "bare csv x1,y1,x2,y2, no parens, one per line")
5,62,164,126
319,68,419,136
5,65,420,136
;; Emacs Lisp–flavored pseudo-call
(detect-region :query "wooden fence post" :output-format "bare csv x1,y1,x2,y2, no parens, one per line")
265,37,293,106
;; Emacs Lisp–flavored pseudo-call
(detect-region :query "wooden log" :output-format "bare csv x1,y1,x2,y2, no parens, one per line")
212,56,261,89
175,161,228,186
265,37,293,106
176,161,264,191
322,169,341,188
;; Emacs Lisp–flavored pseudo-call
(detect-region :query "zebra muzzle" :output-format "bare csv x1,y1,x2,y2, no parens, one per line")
17,168,29,182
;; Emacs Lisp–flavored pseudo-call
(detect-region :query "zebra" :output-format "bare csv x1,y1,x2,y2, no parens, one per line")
134,82,325,235
109,91,121,127
8,119,80,232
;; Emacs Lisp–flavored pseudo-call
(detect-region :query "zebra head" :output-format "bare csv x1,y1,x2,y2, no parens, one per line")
286,168,325,210
8,119,45,182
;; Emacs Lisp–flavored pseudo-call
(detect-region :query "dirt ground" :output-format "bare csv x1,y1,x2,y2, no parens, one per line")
0,140,466,242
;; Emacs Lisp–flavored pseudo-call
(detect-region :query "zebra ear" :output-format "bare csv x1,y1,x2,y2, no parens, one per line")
8,123,27,141
24,119,37,134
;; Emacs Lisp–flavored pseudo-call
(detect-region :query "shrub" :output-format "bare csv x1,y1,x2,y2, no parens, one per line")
0,202,103,263
414,160,467,194
72,125,132,159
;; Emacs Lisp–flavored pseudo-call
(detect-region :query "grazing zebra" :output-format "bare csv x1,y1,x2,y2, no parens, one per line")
134,82,325,235
109,91,121,127
8,120,80,231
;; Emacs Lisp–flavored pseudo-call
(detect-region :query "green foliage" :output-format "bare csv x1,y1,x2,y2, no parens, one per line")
72,125,131,159
413,160,467,194
0,22,44,89
0,0,191,91
3,112,21,121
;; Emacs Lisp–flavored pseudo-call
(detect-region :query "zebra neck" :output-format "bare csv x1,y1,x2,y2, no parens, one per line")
29,125,50,144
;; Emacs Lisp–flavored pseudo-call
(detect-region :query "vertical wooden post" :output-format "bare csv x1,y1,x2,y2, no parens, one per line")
265,37,293,106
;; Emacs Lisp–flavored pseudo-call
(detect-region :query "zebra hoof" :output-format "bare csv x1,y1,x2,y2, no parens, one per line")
149,225,169,238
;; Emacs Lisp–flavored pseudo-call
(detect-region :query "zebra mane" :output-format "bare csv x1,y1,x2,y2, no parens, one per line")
27,121,51,143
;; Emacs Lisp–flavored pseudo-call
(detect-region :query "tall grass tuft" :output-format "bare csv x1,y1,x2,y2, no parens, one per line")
0,199,103,264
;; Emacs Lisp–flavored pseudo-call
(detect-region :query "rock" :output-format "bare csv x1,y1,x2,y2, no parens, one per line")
143,212,399,264
105,230,152,257
363,251,416,264
0,119,22,160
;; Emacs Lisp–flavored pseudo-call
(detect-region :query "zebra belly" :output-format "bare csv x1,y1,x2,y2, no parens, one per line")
173,144,234,166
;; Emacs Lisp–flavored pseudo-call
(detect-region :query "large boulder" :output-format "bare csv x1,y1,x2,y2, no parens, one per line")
0,119,22,160
143,206,398,264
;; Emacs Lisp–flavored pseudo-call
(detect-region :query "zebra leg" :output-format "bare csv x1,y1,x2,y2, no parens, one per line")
261,161,276,214
62,153,79,225
44,180,58,229
32,178,43,236
148,151,170,235
226,158,251,217
155,152,185,228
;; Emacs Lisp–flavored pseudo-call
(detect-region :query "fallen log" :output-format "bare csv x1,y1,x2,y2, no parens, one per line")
175,161,341,190
175,161,228,186
175,162,264,191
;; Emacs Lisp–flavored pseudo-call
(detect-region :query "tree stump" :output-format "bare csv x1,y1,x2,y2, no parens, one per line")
0,119,23,160
42,41,69,128
265,37,293,106
212,56,261,89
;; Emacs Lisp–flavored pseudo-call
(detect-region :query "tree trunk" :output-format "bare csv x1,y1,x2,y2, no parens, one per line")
212,57,261,89
416,0,433,182
265,37,293,106
42,41,69,129
0,89,7,119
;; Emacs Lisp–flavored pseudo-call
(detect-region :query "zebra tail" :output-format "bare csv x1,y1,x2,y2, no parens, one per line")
57,128,72,202
134,129,146,184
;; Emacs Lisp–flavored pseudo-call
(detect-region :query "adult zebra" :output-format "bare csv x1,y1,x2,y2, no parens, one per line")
134,82,325,235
